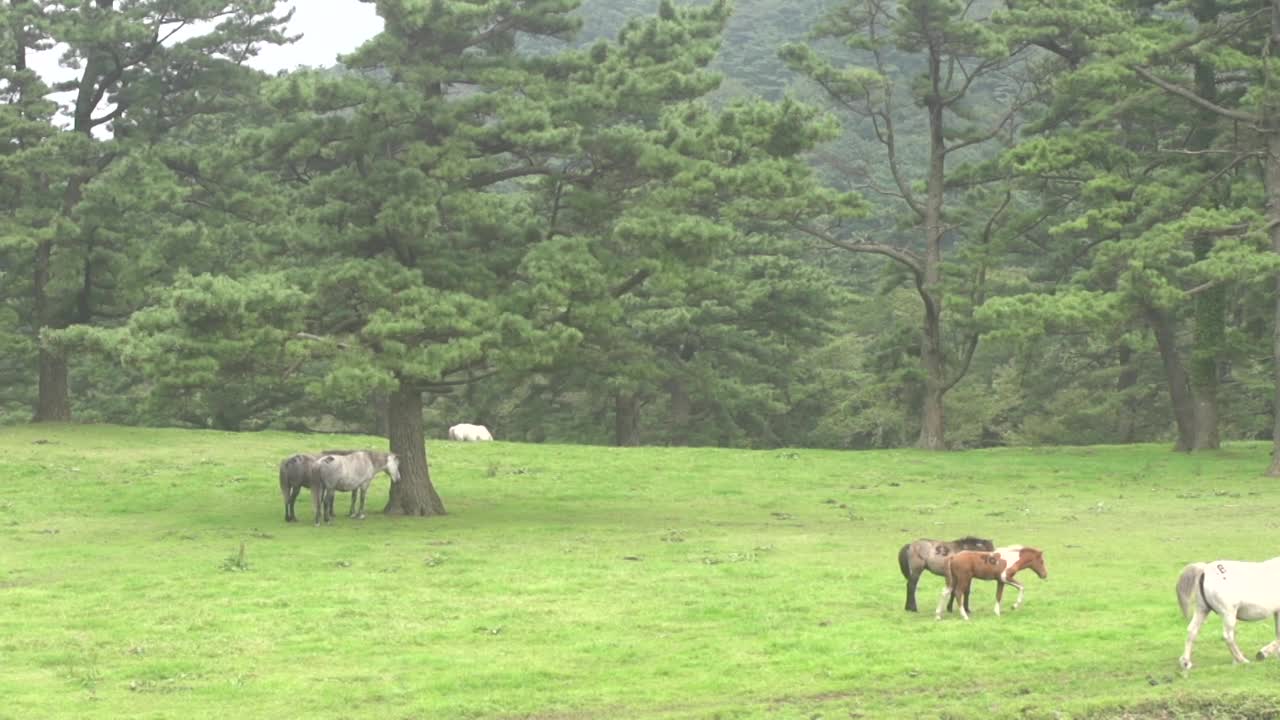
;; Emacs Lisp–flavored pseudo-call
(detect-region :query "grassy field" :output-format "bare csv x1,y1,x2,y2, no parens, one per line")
3,424,1280,719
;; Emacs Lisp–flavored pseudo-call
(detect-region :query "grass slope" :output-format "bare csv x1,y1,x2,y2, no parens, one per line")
2,424,1279,719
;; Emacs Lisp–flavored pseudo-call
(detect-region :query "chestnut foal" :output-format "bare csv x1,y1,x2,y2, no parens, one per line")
936,547,1048,620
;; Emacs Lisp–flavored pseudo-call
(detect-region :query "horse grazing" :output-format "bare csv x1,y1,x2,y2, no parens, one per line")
935,551,1008,621
448,423,493,442
990,545,1049,615
898,536,995,612
1176,558,1280,669
312,450,401,526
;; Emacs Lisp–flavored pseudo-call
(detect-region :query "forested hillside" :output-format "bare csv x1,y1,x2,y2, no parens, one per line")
4,0,1279,470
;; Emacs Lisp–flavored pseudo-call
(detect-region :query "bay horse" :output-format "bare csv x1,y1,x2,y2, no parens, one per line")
898,536,995,612
991,546,1049,615
1177,558,1280,669
312,450,401,526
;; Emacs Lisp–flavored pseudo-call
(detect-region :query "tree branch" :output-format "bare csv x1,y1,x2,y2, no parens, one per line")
1130,65,1260,124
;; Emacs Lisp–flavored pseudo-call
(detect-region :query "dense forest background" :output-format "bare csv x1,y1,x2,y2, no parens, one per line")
4,0,1280,469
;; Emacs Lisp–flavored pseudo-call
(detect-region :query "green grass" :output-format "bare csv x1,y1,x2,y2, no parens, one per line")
3,424,1280,719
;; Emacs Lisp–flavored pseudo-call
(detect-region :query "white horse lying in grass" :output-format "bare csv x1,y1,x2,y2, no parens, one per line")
1177,558,1280,669
448,423,493,442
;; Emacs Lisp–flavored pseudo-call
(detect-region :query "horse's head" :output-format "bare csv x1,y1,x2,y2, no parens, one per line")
1025,549,1048,579
386,453,402,483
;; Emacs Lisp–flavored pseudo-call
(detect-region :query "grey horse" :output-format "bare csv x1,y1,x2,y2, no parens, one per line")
898,535,995,612
312,450,401,526
278,450,397,523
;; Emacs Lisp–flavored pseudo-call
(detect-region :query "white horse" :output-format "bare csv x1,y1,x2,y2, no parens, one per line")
1176,558,1280,669
312,450,401,525
448,423,493,442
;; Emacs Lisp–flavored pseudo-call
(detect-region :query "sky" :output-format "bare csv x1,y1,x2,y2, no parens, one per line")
27,0,385,83
248,1,384,73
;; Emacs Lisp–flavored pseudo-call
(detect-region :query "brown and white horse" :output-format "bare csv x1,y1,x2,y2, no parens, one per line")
991,546,1049,615
935,547,1048,620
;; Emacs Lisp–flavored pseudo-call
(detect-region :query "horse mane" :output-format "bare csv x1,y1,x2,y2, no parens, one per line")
954,536,995,550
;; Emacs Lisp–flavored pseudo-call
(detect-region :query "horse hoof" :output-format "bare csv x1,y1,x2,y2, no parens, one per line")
1179,657,1193,671
1258,651,1268,661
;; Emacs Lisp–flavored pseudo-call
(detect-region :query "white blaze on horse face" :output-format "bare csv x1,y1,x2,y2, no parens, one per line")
387,454,401,483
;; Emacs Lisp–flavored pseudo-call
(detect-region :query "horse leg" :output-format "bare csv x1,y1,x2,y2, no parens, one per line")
1221,607,1250,664
906,569,922,612
348,489,358,518
287,485,303,522
356,486,367,519
1180,606,1208,670
996,579,1024,616
312,485,324,526
957,580,972,621
1257,613,1280,661
324,489,336,523
934,584,952,620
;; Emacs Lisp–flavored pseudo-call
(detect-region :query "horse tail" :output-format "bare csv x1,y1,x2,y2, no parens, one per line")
898,544,912,580
1176,563,1206,619
278,457,293,501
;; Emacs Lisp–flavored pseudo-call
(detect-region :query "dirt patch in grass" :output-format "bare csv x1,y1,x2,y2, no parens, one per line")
1079,696,1280,720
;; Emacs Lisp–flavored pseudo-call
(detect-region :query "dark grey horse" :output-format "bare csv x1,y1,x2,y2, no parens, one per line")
312,450,401,526
898,535,995,612
279,453,324,523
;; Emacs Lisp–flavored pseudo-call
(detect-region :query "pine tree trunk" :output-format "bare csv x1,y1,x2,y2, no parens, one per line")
916,73,947,452
32,234,70,422
665,377,690,446
1266,2,1280,476
918,305,946,450
615,392,640,447
1190,254,1224,451
1117,345,1139,444
1145,305,1196,452
1188,37,1223,450
34,349,70,422
1267,130,1280,475
384,382,446,516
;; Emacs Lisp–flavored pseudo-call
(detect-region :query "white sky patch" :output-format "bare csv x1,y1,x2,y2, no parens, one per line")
23,1,383,129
